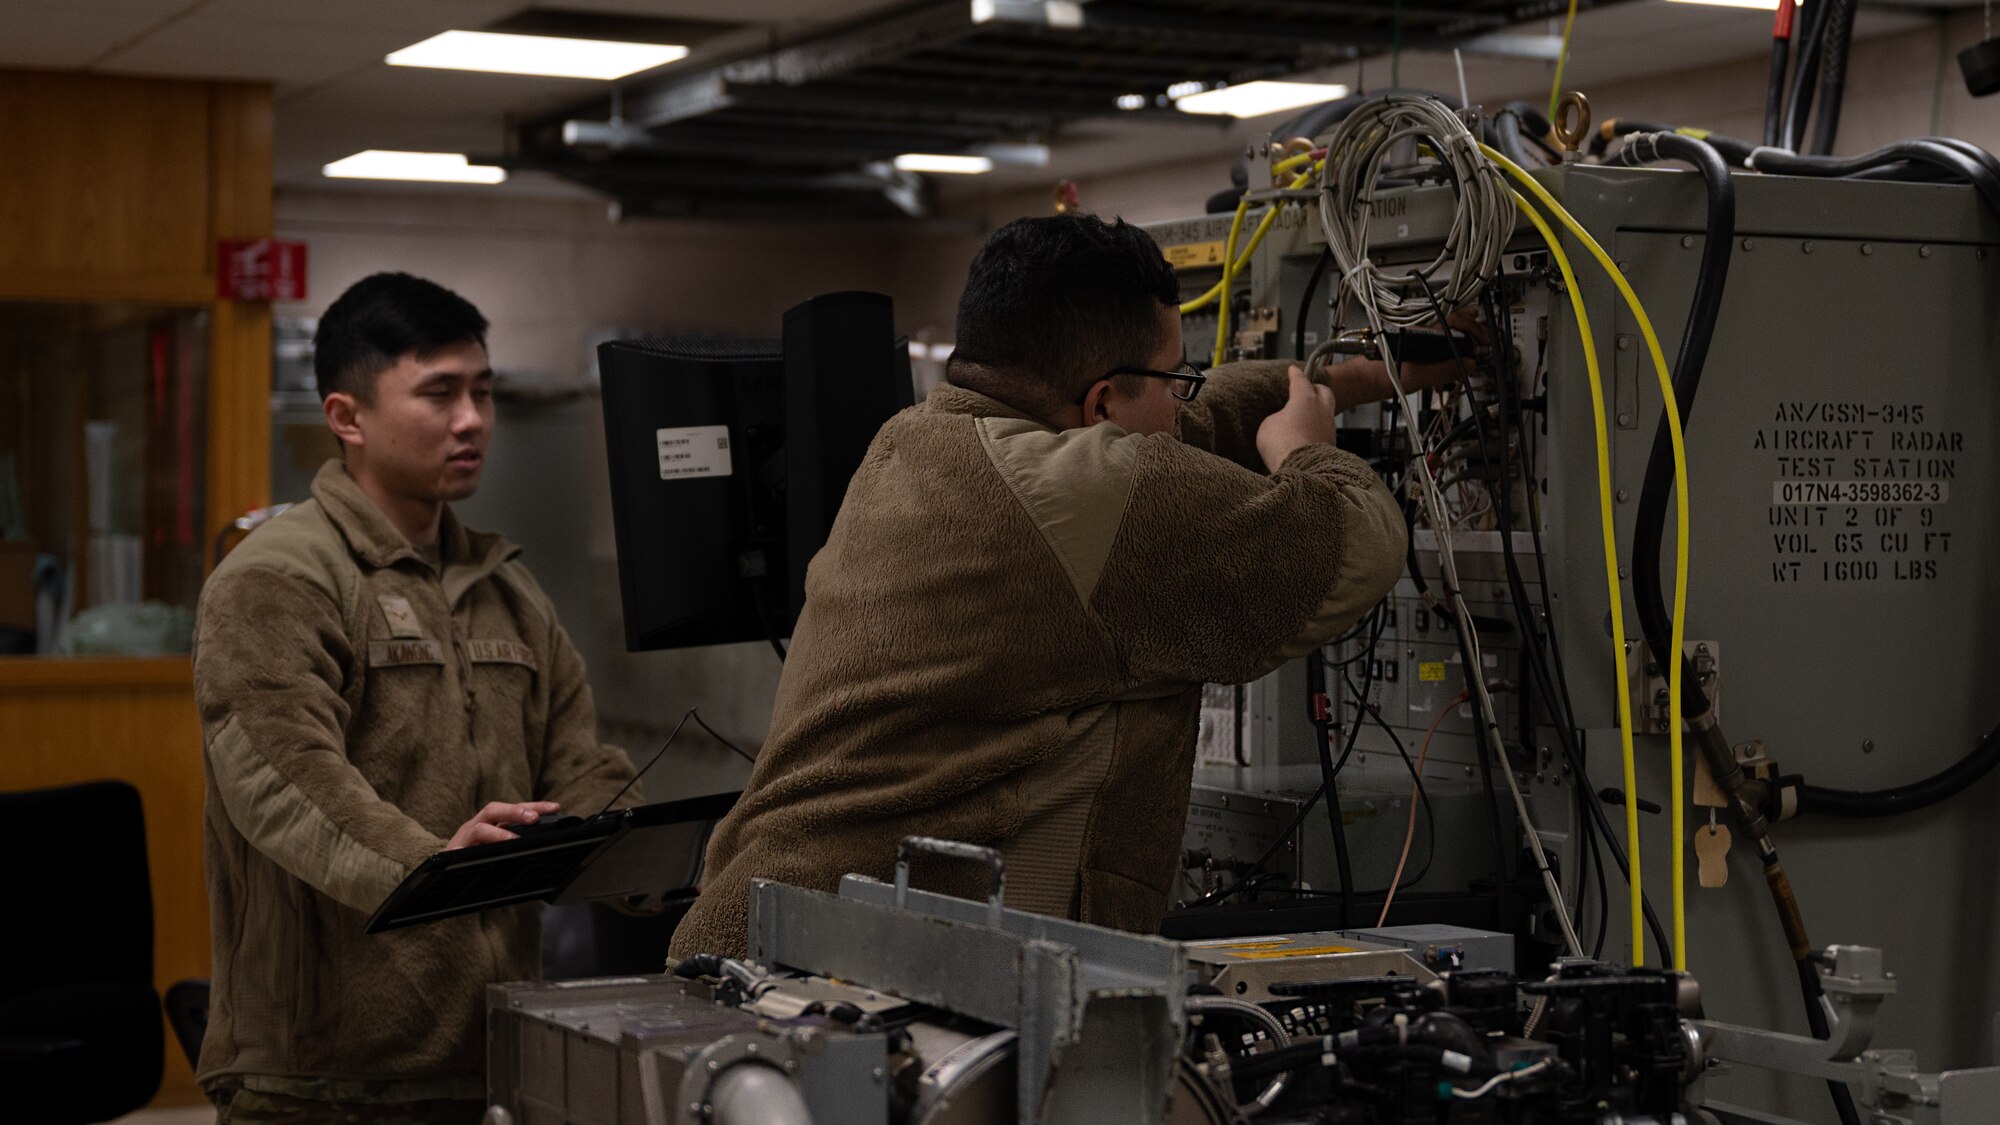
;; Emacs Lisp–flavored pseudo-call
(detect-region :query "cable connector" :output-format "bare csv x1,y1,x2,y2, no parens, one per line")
1745,144,1796,171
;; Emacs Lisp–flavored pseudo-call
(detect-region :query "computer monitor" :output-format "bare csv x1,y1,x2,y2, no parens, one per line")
597,292,911,652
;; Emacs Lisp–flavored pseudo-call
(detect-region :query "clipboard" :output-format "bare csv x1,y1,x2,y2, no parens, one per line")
364,790,739,934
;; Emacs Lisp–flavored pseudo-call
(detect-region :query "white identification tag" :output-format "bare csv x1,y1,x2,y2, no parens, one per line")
656,425,733,480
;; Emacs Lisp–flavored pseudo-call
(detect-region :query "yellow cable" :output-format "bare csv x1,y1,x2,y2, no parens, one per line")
1503,190,1648,966
1548,0,1579,122
1214,193,1252,367
1482,142,1693,971
1179,162,1323,321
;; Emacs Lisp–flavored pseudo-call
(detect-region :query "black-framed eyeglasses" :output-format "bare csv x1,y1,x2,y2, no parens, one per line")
1081,358,1208,403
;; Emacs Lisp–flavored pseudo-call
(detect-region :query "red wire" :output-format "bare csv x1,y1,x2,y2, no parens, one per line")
1376,690,1467,927
1774,0,1797,40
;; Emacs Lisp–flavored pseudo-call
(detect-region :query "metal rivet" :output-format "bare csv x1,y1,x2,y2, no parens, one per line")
1617,413,1633,427
1801,240,1814,254
1919,245,1932,259
1741,238,1755,251
708,1060,720,1072
1862,739,1875,753
1616,489,1630,502
1618,566,1630,578
1860,243,1873,256
1617,260,1630,273
1680,235,1694,249
1617,336,1632,351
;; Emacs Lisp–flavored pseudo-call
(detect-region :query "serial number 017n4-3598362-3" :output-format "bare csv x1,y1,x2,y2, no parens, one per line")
1772,480,1949,505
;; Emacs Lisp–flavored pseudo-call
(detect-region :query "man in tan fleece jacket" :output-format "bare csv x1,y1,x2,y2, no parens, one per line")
192,273,635,1124
673,213,1459,959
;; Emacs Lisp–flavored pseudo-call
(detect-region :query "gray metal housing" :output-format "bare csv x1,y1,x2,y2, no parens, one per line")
1153,164,2000,1122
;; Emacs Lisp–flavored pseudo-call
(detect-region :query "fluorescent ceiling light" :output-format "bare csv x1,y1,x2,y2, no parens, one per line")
1662,0,1784,8
893,153,994,174
1174,80,1352,118
387,30,688,80
323,150,507,184
1116,93,1147,110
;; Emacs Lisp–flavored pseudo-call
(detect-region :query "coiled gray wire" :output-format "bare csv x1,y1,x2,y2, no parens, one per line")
1317,94,1512,328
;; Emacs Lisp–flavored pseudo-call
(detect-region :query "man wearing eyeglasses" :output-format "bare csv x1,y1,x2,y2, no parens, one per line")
673,212,1456,959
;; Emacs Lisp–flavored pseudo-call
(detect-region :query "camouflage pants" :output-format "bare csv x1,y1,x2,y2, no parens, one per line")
218,1089,487,1125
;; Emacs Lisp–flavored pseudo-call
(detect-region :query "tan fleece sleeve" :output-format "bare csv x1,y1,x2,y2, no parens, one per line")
533,620,640,813
1175,359,1293,471
1091,438,1405,688
194,567,447,913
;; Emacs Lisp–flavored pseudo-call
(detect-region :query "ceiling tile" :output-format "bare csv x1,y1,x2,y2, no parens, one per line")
196,0,519,32
530,0,901,25
0,6,164,68
95,15,416,85
280,63,608,117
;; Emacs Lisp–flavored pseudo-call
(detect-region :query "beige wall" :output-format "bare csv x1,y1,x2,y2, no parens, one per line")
274,187,961,383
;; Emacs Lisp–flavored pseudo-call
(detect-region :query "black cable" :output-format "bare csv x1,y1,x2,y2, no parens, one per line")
1350,682,1440,913
1782,0,1833,152
1764,4,1795,149
1194,606,1387,906
1495,102,1559,167
1296,246,1331,364
1801,721,2000,816
1468,275,1672,961
1510,320,1608,959
1809,0,1861,155
1414,277,1513,936
1628,132,1734,722
1380,707,1439,894
749,585,789,662
594,708,696,814
689,709,757,765
1308,649,1358,926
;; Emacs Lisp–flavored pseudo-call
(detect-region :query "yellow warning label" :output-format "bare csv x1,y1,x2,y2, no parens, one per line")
1164,240,1227,269
1229,944,1362,960
1418,662,1447,682
1200,940,1292,952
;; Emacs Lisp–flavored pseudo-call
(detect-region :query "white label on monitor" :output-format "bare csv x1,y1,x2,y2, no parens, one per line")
656,425,733,480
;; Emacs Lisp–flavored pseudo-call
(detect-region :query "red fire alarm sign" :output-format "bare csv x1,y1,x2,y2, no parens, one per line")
217,238,308,301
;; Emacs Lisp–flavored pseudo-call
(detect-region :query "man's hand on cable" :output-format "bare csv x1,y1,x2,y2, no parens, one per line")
1326,305,1493,401
1256,364,1341,473
446,800,563,849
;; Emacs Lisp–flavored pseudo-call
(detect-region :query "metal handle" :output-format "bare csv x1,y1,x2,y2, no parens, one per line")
1552,91,1593,157
893,836,1006,928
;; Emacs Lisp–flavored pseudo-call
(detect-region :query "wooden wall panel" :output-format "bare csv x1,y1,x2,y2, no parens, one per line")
0,71,215,300
0,69,273,1108
207,81,275,543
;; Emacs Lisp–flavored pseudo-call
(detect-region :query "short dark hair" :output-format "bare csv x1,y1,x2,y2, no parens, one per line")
947,213,1180,416
313,272,489,401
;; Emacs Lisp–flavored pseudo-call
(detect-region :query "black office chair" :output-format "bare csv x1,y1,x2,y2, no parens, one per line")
163,979,209,1071
0,780,164,1122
